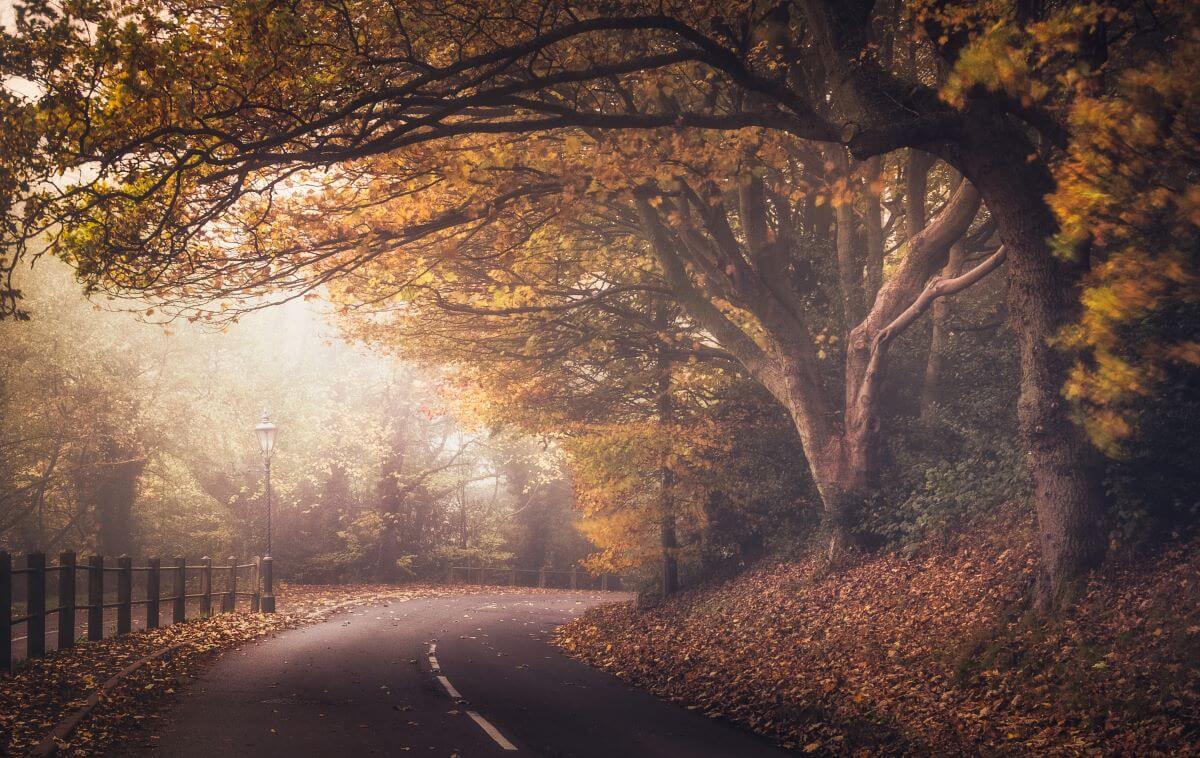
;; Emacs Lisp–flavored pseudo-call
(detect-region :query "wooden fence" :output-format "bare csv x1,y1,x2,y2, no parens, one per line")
448,565,620,591
1,551,275,672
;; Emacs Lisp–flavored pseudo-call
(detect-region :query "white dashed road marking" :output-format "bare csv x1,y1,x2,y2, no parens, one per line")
427,641,518,751
436,675,462,699
467,709,519,751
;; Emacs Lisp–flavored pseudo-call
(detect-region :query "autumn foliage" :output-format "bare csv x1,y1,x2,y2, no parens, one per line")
1,0,1200,753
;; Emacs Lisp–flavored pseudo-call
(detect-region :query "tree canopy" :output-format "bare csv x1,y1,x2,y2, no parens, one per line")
2,0,1198,607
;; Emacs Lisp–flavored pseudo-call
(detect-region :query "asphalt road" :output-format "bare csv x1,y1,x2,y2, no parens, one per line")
115,591,791,757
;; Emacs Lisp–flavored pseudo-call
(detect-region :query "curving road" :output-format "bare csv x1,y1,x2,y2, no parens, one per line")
115,591,791,757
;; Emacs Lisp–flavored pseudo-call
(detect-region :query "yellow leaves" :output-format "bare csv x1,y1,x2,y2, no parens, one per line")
1166,342,1200,366
828,177,856,209
941,20,1031,108
1042,0,1200,454
1181,186,1200,228
938,3,1123,109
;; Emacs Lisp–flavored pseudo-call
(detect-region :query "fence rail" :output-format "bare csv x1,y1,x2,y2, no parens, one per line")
1,550,276,672
447,565,621,591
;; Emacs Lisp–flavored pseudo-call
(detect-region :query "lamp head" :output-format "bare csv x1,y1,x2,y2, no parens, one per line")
254,409,277,457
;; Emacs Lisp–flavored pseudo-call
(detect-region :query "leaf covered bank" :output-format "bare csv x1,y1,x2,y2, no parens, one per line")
558,511,1200,755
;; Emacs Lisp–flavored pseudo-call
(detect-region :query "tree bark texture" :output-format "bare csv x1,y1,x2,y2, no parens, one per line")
963,145,1107,608
656,324,680,596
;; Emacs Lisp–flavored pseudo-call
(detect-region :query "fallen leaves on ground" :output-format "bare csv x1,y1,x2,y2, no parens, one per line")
556,510,1200,755
0,582,550,755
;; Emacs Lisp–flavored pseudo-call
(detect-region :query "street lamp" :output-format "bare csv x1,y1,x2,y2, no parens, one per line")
254,410,278,613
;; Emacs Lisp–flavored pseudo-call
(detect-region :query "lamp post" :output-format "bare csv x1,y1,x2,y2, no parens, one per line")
254,410,278,613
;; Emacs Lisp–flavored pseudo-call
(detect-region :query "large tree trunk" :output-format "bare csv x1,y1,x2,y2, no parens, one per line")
656,338,680,596
831,148,864,325
805,438,869,563
659,478,680,595
798,0,1107,607
375,442,407,581
94,454,147,557
638,177,977,568
776,354,868,563
906,149,933,239
457,481,469,548
505,458,549,572
967,150,1107,609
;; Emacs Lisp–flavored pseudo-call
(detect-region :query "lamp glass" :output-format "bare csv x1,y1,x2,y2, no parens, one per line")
255,413,277,455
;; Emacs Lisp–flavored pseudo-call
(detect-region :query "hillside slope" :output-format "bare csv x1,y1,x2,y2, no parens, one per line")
556,515,1200,755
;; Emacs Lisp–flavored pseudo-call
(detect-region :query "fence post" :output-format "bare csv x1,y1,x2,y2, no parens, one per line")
538,567,546,588
261,555,275,613
446,564,454,584
173,557,186,623
116,555,132,635
27,553,46,658
146,557,161,629
1,551,11,671
58,551,76,649
200,557,212,616
250,557,260,613
602,573,610,591
571,567,578,590
87,555,103,641
511,568,517,586
223,556,237,612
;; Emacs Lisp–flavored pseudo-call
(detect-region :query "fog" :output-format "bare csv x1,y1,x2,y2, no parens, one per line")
0,260,589,581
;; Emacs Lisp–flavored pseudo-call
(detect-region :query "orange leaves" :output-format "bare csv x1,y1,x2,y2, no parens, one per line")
1046,0,1200,453
557,509,1200,754
933,2,1119,108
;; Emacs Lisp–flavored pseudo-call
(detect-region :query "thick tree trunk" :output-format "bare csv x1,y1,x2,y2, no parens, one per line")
906,149,933,239
832,148,864,325
807,444,869,563
640,178,974,568
659,488,680,596
777,360,870,563
458,482,469,549
95,456,147,557
376,498,404,582
376,443,407,581
798,0,1106,607
1008,235,1106,608
968,153,1107,609
657,345,680,596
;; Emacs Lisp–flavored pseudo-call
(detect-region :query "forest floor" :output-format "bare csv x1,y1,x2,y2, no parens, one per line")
556,511,1200,756
0,583,556,756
